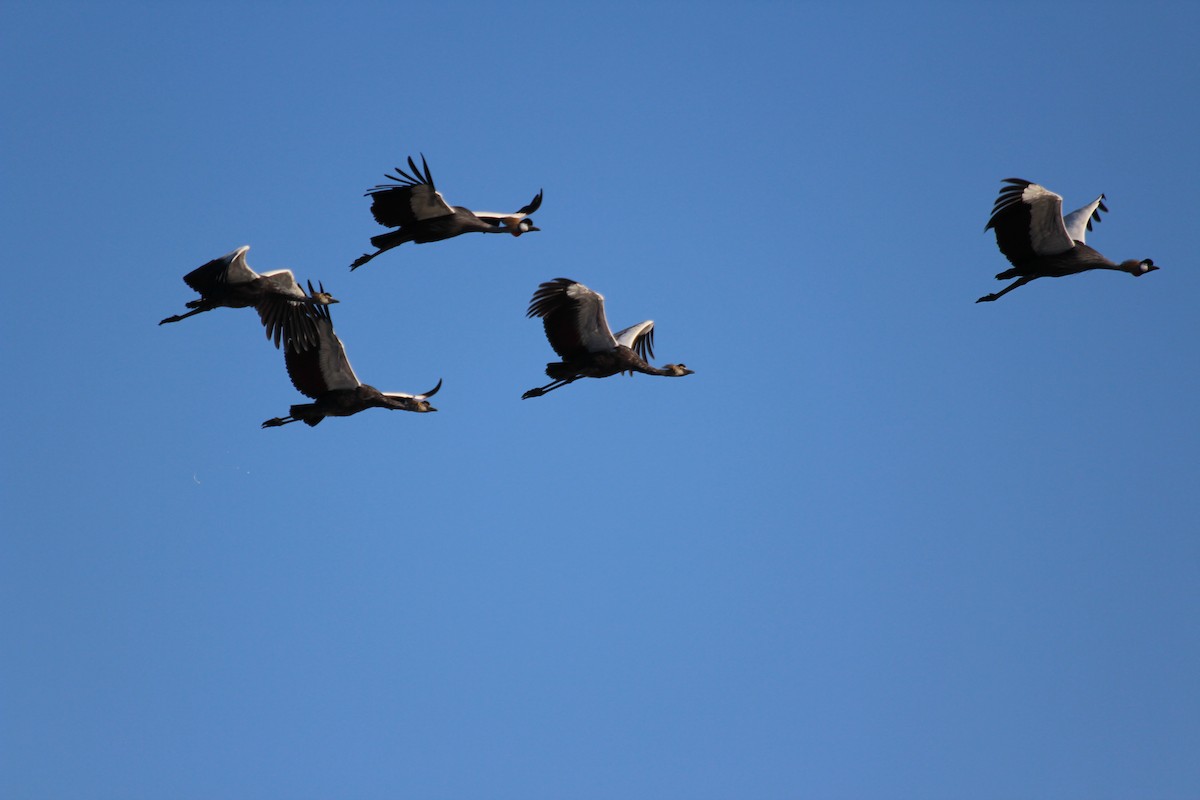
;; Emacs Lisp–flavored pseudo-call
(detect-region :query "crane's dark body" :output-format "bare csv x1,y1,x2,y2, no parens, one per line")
522,278,693,399
994,242,1114,281
364,210,500,251
544,347,663,382
978,178,1156,303
271,385,428,428
351,155,542,269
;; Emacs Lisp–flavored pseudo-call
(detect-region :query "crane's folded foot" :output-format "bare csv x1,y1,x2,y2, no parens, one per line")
975,294,998,303
521,388,544,400
261,417,286,428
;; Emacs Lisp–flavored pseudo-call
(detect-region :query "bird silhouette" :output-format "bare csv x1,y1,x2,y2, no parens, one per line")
978,178,1157,303
160,246,337,350
262,286,441,427
522,278,693,399
350,154,542,269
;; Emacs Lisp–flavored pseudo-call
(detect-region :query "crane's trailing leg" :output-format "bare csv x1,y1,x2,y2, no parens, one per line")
522,378,577,399
350,251,380,270
976,275,1035,303
159,304,210,325
262,402,324,428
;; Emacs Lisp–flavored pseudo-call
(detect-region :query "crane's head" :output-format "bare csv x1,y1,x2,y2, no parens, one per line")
382,396,437,413
1123,258,1158,276
307,280,340,304
664,364,694,377
505,217,540,236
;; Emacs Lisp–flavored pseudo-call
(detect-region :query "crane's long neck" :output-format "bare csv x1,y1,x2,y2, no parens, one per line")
1070,242,1129,272
1088,258,1152,275
621,349,677,377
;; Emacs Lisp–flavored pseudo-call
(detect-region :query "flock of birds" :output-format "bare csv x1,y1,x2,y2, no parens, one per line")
160,159,1157,429
160,155,694,428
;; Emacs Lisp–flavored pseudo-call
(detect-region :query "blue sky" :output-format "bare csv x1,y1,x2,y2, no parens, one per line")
3,2,1199,797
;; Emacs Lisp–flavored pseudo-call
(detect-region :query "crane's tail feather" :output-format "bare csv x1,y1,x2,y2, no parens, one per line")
370,230,414,250
546,362,576,380
290,403,324,426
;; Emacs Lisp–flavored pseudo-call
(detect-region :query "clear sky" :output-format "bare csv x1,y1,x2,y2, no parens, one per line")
3,2,1199,797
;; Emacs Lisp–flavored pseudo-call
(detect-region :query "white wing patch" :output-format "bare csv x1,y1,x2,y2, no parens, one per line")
614,320,653,349
316,318,360,390
1062,194,1104,244
1022,184,1073,256
409,186,455,220
383,378,441,401
473,210,526,220
259,269,305,298
568,283,618,352
223,245,257,283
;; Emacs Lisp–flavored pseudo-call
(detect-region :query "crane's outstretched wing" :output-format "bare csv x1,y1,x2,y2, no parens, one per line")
515,191,544,217
474,189,543,225
256,271,323,351
182,245,257,294
363,154,456,228
382,379,443,403
527,278,618,359
985,179,1074,266
1062,194,1107,244
613,320,656,362
283,291,359,398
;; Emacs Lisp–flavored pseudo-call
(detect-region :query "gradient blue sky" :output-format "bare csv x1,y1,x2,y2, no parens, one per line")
4,2,1199,797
